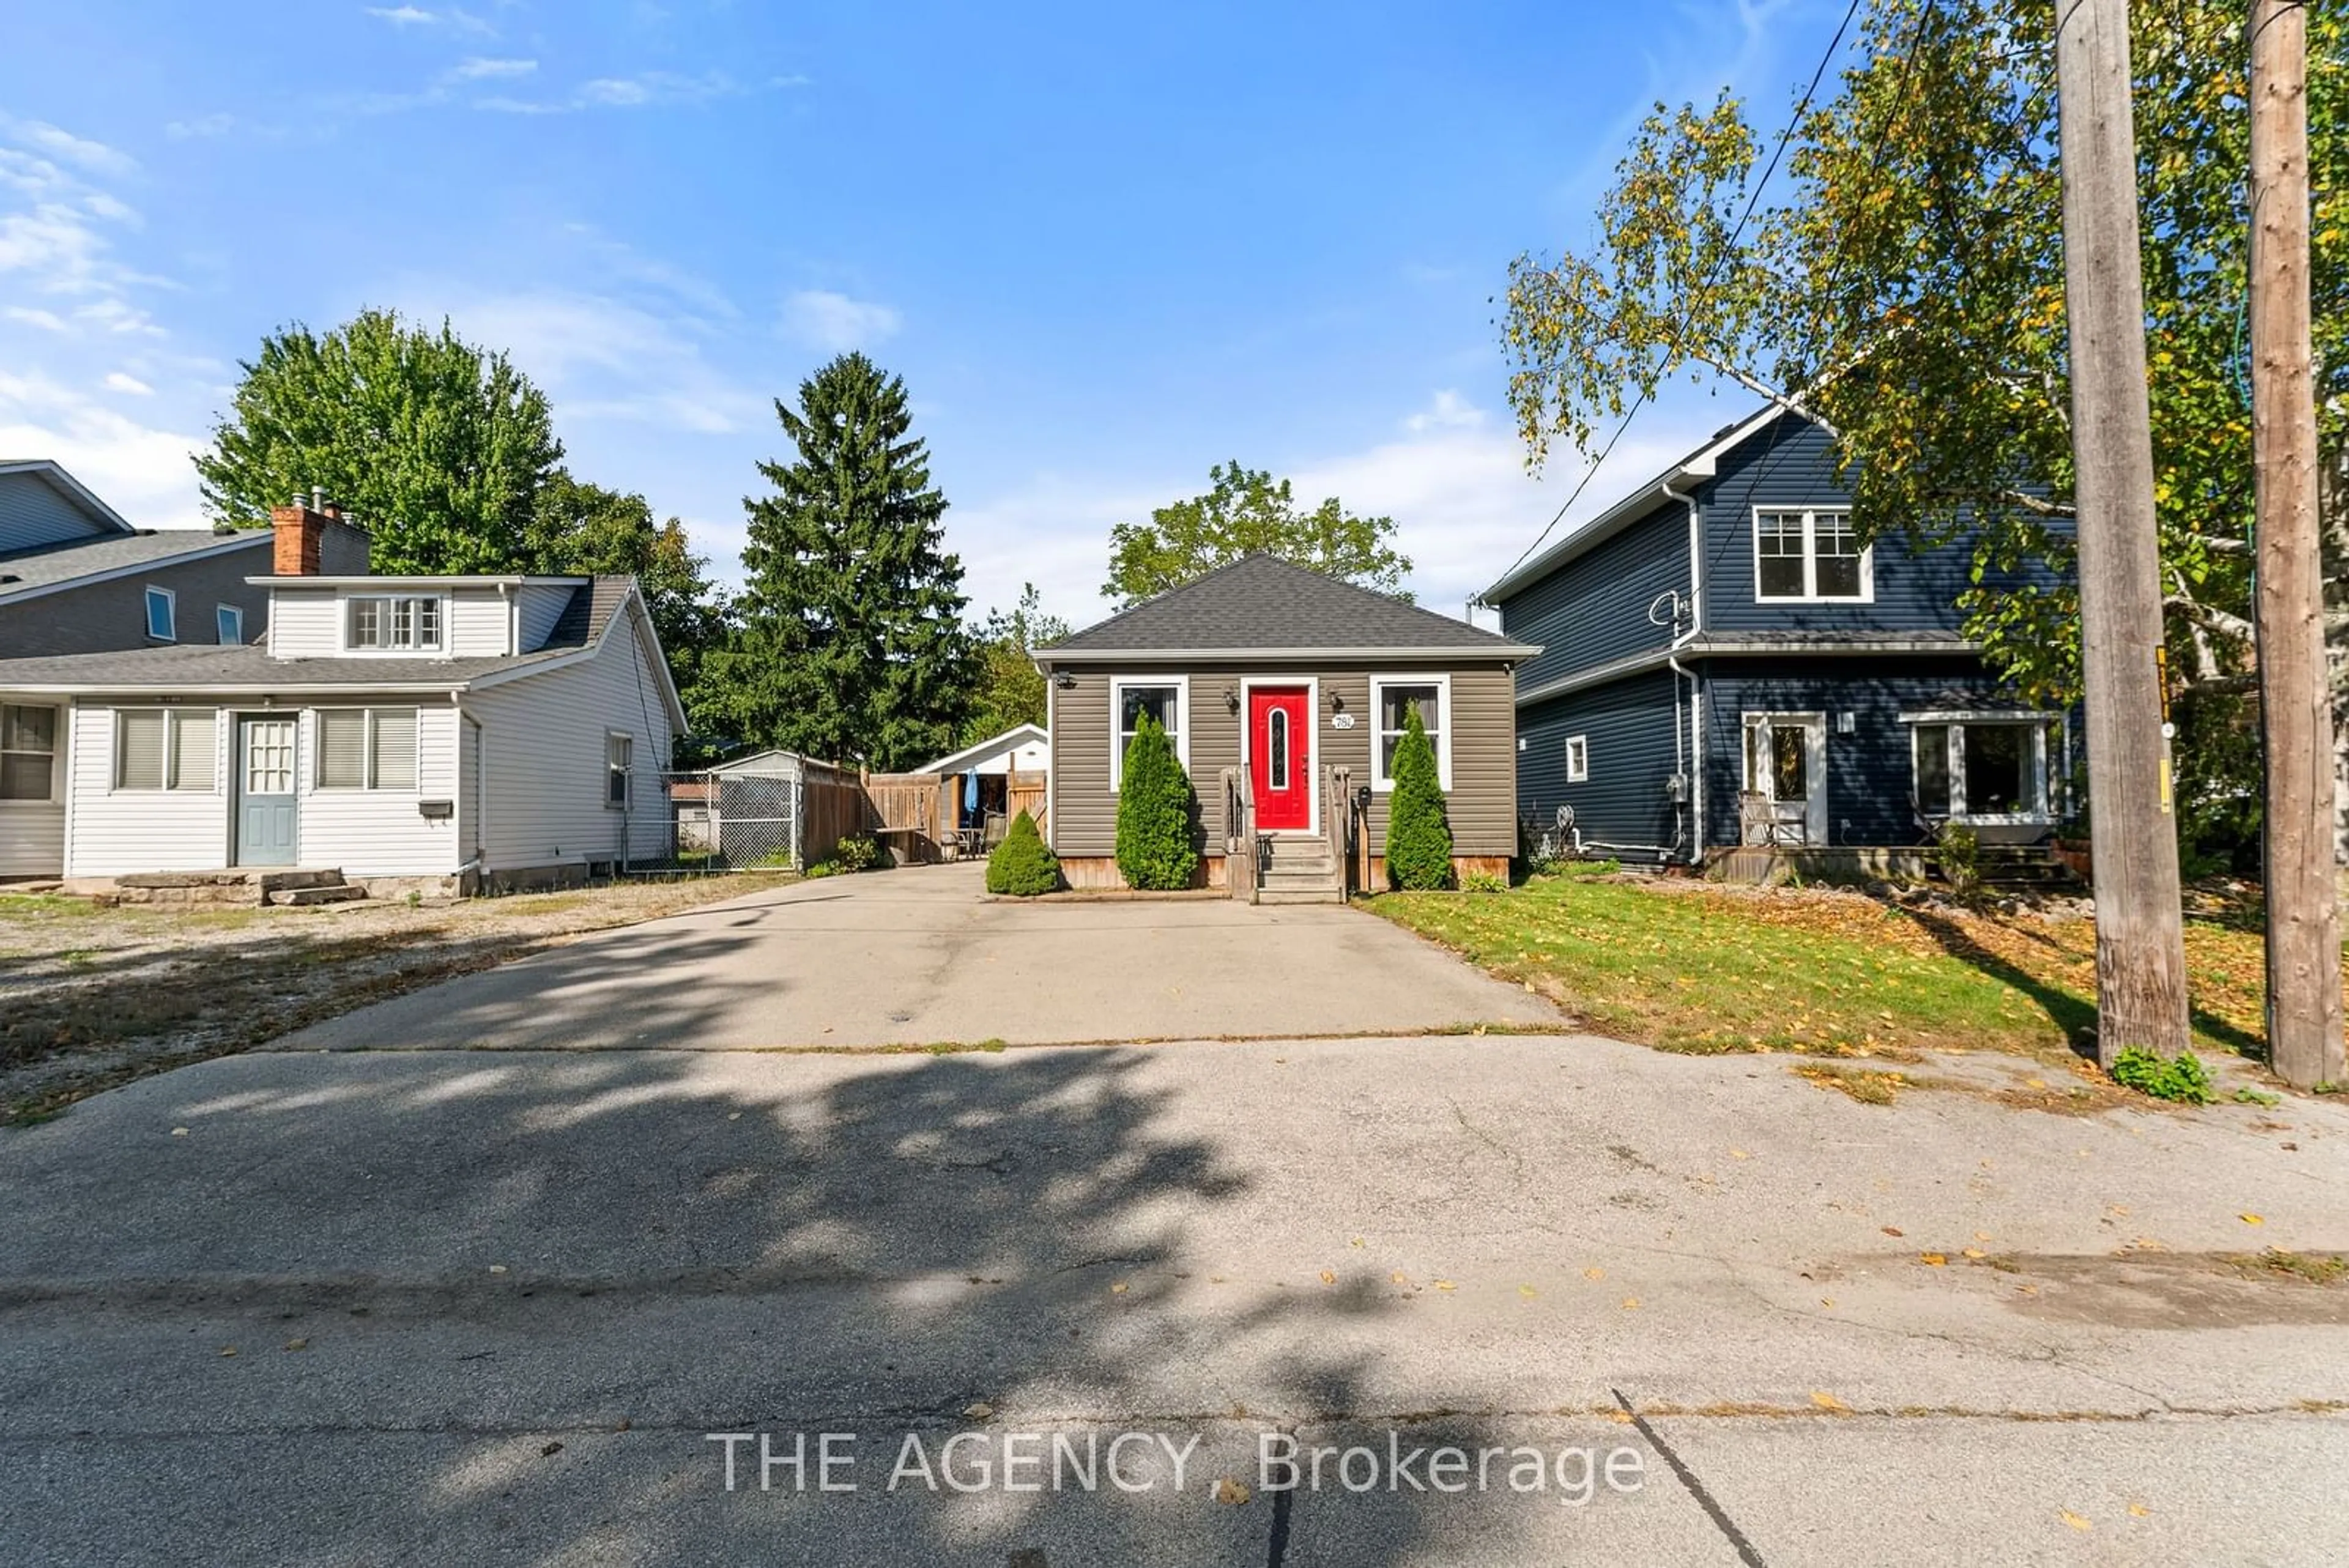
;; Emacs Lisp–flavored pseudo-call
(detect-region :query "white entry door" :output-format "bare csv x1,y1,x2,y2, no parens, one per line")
1742,713,1828,845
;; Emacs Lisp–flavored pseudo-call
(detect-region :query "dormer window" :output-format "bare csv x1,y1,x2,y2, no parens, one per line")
1754,507,1871,603
347,595,442,652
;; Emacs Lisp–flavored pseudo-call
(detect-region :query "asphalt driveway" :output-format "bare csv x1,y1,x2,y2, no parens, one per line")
278,863,1559,1050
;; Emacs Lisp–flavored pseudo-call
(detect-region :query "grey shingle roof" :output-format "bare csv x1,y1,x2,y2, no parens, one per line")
537,576,632,652
0,529,267,598
1041,555,1536,659
0,642,551,690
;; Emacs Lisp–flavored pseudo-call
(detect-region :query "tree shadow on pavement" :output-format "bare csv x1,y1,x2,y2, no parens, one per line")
0,1042,1625,1565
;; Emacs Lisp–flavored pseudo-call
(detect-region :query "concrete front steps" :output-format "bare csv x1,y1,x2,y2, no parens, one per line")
1254,834,1346,905
102,869,369,908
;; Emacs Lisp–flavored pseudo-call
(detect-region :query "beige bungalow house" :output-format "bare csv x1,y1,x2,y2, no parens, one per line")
1034,555,1539,899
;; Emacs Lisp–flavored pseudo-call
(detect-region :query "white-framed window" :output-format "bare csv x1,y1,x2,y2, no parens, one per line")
1109,676,1187,790
1910,716,2051,822
113,708,217,792
216,604,245,645
1370,674,1452,790
144,585,176,641
1753,507,1871,603
1564,734,1589,783
346,595,443,652
606,732,633,808
317,708,419,790
1,703,58,801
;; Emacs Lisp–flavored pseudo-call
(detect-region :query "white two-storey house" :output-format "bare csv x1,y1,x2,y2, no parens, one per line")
0,500,684,891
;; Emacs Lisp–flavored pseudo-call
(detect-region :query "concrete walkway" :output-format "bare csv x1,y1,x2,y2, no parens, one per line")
280,862,1559,1050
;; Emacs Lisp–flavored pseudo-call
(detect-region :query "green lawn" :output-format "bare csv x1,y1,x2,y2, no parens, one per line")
1368,866,2306,1062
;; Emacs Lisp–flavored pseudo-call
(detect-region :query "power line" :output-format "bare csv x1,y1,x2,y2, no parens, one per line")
1492,0,1865,590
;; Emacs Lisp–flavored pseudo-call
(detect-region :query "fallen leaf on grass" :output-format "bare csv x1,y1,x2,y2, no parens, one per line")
1214,1477,1251,1506
2241,1213,2265,1226
2060,1509,2091,1531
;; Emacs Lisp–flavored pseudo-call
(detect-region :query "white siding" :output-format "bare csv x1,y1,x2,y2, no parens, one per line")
64,703,234,875
268,588,342,657
463,608,677,871
448,587,512,656
516,584,573,652
294,702,463,875
0,471,111,553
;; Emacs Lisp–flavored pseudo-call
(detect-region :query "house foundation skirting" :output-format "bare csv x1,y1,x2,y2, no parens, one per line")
1704,846,1930,886
1054,855,1229,892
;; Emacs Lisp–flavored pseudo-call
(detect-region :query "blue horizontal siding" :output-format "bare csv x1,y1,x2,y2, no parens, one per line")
1699,416,1985,636
1697,655,2018,847
1497,499,1686,694
1519,668,1689,861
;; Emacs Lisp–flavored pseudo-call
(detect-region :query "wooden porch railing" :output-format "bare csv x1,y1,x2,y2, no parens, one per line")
1220,765,1258,901
1324,764,1353,897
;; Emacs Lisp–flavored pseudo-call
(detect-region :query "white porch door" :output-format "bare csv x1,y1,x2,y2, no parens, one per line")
1743,713,1828,845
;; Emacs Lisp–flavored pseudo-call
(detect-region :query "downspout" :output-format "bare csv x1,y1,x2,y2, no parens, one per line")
1668,480,1705,866
462,705,488,890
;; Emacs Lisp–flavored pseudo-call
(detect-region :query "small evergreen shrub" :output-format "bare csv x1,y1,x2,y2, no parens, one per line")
986,809,1061,896
1384,708,1454,890
1115,713,1200,890
1460,871,1510,894
2110,1047,2216,1104
1932,822,1981,894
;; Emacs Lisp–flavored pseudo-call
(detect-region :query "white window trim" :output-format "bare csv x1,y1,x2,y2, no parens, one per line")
1368,673,1452,792
314,707,420,793
1906,715,2053,825
0,702,59,806
216,603,245,645
1238,675,1321,836
1108,675,1190,792
1564,733,1589,783
341,592,449,655
110,707,218,794
606,730,634,810
1751,505,1874,604
144,584,176,642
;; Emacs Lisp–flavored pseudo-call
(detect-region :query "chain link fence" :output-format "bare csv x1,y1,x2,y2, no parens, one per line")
644,767,808,874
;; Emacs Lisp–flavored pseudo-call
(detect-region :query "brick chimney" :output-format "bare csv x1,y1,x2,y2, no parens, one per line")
270,490,328,576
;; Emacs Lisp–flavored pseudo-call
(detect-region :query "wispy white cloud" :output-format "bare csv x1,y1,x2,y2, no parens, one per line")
450,56,536,81
1403,388,1485,434
103,371,154,395
780,289,900,353
364,5,438,24
479,69,750,115
0,117,137,178
164,113,239,141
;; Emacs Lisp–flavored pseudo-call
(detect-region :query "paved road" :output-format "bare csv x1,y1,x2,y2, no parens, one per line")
281,863,1560,1050
4,1029,2346,1565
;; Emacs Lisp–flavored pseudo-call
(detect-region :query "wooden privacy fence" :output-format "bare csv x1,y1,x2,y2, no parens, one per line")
798,759,867,869
862,771,945,864
1007,768,1046,830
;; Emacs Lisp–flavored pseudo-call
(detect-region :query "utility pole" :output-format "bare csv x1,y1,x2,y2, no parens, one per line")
2249,0,2346,1090
2051,0,2191,1063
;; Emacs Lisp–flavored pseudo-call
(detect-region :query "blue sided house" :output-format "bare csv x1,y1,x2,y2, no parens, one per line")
1485,406,2074,876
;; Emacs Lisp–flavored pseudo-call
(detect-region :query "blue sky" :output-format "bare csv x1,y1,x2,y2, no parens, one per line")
0,1,1851,628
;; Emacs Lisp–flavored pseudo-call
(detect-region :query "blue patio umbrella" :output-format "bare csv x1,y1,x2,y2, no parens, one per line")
964,770,979,815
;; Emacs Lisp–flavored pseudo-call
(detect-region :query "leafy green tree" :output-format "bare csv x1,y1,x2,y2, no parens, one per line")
526,470,731,699
1114,713,1198,889
1384,708,1453,890
696,353,975,770
195,308,562,573
985,809,1062,896
961,583,1070,745
1499,1,2349,862
1104,462,1412,608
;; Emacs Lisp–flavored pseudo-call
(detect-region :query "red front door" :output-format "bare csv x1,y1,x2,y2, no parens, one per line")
1248,686,1312,831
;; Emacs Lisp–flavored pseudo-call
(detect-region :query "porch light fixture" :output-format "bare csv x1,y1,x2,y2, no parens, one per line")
1223,684,1240,714
1052,671,1076,689
1329,692,1347,714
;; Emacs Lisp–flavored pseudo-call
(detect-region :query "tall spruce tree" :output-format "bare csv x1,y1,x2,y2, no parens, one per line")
697,354,974,768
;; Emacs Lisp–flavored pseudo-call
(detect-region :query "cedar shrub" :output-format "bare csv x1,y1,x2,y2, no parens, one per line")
986,809,1061,896
1114,713,1200,890
1384,708,1453,890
